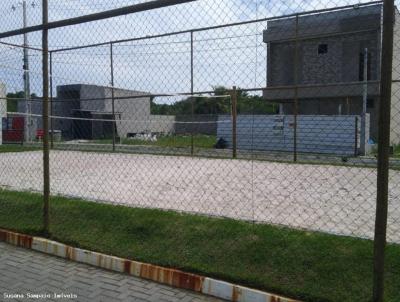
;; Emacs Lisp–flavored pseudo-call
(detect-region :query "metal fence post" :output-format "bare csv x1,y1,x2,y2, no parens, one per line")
110,42,116,152
50,51,54,149
190,31,194,156
373,0,394,301
42,0,50,235
231,86,237,159
293,14,299,162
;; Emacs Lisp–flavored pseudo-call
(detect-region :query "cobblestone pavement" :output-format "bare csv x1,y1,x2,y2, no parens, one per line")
0,242,223,302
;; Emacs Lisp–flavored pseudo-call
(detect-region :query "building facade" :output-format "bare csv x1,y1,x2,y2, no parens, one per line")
19,84,175,140
54,84,151,140
263,4,400,144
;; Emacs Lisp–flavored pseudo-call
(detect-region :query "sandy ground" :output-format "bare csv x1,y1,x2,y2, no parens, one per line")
0,150,399,243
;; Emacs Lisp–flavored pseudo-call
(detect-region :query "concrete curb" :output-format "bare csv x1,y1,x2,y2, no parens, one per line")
0,229,300,302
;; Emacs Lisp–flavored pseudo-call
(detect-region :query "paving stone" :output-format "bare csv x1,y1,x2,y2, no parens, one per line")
0,242,223,302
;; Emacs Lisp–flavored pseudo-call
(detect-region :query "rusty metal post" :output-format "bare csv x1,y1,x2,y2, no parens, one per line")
42,0,50,235
110,42,116,152
293,14,299,162
190,31,194,156
231,86,237,159
373,0,394,301
49,51,54,149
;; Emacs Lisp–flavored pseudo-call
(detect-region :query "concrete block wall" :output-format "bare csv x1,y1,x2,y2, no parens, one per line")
268,31,379,87
217,115,364,155
103,87,151,138
263,5,382,43
149,115,175,134
175,115,218,135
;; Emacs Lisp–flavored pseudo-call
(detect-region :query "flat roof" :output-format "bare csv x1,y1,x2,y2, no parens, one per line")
263,4,382,43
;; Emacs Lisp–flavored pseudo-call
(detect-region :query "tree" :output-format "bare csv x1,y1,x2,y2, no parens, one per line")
151,86,278,115
6,91,38,113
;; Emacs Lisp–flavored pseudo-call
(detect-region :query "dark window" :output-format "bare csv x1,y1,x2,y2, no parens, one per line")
367,98,374,109
359,52,372,81
318,44,328,54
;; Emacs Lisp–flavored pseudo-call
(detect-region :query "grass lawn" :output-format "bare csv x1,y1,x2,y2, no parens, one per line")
0,144,40,153
92,135,216,149
0,189,399,302
393,145,400,157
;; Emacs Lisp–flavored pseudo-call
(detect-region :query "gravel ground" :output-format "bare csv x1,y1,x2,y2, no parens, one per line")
0,150,399,243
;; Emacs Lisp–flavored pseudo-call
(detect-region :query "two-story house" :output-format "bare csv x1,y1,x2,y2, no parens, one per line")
263,3,400,144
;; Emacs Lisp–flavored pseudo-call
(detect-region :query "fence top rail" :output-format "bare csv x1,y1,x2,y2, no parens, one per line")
0,1,383,53
0,41,43,52
1,91,232,103
49,0,383,54
0,0,196,40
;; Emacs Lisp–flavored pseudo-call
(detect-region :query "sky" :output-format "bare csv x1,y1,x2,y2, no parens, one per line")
0,0,386,104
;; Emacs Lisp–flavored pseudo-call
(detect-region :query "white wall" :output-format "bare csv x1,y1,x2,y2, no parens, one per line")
103,88,152,138
217,115,365,156
0,83,6,145
150,115,175,134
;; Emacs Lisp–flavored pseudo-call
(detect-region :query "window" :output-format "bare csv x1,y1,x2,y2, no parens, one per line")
318,44,328,54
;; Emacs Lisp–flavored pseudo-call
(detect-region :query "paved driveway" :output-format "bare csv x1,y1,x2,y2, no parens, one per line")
0,242,222,302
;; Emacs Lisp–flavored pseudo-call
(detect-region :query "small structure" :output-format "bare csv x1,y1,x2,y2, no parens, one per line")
262,4,400,147
19,84,175,140
54,84,151,140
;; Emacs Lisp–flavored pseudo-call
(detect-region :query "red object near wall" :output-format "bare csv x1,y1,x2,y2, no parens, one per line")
12,117,24,130
36,129,44,140
2,116,24,143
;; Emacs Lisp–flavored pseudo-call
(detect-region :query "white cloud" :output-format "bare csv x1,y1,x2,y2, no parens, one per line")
0,0,392,101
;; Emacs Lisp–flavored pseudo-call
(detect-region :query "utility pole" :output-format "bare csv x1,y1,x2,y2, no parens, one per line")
361,47,368,155
12,1,35,142
23,1,31,142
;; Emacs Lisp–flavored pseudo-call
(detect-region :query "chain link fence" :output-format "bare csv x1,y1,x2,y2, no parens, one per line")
0,1,399,301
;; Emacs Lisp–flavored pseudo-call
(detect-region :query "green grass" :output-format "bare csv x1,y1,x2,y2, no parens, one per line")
0,189,399,302
393,144,400,157
378,144,400,159
92,135,216,149
0,144,40,153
